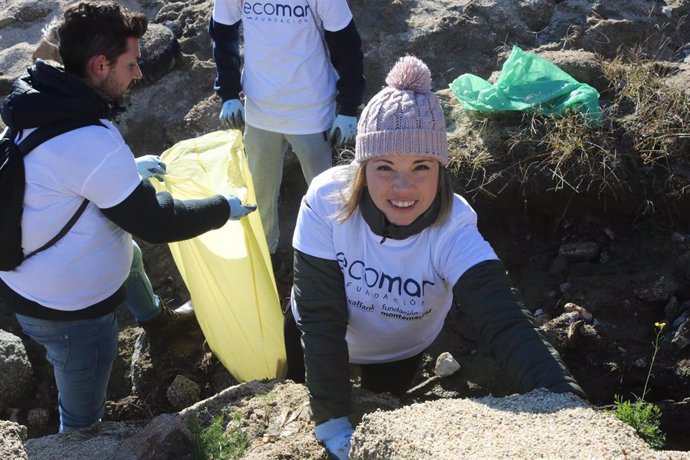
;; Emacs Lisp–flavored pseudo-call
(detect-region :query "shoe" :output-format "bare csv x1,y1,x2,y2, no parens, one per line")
139,300,195,339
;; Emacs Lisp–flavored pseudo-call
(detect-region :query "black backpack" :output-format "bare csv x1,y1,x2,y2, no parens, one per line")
0,120,101,271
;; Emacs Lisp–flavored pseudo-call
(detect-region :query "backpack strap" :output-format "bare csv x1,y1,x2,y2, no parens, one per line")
16,119,104,260
16,119,103,156
24,198,90,260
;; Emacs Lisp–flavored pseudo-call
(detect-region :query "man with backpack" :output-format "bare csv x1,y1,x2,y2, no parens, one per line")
0,1,255,432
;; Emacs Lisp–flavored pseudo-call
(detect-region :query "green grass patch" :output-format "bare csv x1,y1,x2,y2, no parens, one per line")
612,322,667,450
613,396,666,449
189,412,250,460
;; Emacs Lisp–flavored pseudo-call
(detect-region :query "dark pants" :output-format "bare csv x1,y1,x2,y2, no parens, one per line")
283,306,423,397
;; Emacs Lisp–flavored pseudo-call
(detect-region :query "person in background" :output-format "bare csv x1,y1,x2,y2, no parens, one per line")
209,0,365,275
285,56,586,459
0,1,255,432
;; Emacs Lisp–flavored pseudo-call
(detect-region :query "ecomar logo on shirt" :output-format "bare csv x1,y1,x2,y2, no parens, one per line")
243,1,312,22
336,252,435,298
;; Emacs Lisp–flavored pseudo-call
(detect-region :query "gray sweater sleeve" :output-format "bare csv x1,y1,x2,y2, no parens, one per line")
453,259,586,398
293,249,351,423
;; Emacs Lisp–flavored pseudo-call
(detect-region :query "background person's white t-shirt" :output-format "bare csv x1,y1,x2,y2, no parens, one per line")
213,0,353,134
292,166,499,363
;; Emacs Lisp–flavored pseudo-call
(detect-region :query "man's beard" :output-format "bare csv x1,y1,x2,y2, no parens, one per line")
110,92,129,107
100,72,130,107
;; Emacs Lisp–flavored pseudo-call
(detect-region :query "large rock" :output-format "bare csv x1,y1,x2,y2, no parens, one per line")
135,23,182,86
0,329,32,410
25,421,143,460
114,414,192,460
0,420,28,460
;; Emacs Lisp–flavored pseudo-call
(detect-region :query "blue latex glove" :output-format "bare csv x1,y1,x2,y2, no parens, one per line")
315,416,353,460
219,99,245,131
227,196,256,220
329,115,357,147
136,155,166,180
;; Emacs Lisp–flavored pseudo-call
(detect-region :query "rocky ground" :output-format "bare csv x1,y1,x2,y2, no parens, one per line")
1,0,690,457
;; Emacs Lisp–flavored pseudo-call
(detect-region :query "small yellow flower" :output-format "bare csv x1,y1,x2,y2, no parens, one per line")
654,321,666,330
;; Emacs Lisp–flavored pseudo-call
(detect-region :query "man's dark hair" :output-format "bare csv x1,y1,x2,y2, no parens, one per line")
58,1,147,77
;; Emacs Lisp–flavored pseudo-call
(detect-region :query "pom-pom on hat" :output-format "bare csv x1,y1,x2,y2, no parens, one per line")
356,55,448,165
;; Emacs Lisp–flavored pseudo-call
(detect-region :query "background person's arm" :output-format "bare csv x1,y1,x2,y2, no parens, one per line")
209,18,242,103
324,19,366,117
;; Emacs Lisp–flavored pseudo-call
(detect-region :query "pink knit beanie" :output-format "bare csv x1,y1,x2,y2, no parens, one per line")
356,56,448,165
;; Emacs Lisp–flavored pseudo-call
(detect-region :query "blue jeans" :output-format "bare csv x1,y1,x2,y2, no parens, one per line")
125,240,161,323
15,311,119,432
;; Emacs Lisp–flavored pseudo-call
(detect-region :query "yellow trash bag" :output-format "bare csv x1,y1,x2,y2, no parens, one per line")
152,130,286,381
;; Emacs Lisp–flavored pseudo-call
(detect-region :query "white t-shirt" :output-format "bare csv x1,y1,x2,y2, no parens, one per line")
0,121,141,310
213,0,353,134
292,166,499,363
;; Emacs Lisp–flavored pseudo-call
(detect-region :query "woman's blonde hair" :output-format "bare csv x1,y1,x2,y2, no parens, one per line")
331,160,454,225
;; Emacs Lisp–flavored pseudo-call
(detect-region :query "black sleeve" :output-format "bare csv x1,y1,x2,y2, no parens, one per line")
324,20,366,116
453,259,587,398
100,180,230,243
209,18,242,102
293,249,351,423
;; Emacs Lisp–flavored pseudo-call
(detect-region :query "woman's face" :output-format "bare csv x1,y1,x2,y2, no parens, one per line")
365,155,440,226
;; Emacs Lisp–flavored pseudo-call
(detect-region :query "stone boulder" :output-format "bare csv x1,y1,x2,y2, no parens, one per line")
0,329,32,410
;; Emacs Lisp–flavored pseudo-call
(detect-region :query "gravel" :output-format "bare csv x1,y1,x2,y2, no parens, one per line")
350,389,690,459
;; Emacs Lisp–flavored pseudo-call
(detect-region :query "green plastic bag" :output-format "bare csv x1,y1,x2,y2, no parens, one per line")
450,45,603,125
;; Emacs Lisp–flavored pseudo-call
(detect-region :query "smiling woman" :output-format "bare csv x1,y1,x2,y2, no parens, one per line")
285,55,586,460
365,156,439,226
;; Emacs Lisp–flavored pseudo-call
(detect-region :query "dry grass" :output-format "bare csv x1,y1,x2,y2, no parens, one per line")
505,111,623,197
447,48,690,203
447,117,504,198
602,52,690,167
